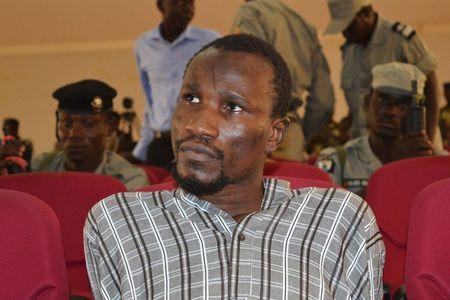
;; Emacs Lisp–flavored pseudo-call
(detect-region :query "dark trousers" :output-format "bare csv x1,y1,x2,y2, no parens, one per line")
146,133,174,170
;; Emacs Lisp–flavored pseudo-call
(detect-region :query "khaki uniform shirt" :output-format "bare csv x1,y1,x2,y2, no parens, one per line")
316,135,382,195
232,0,335,139
341,17,438,137
31,150,149,191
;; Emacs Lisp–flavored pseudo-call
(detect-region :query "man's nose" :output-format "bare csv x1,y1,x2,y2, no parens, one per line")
384,103,405,117
185,106,220,139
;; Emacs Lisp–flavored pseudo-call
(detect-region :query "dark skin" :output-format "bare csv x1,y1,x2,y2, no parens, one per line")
2,122,19,138
343,6,438,141
157,0,194,43
57,111,112,172
365,90,433,165
342,7,377,47
171,49,288,221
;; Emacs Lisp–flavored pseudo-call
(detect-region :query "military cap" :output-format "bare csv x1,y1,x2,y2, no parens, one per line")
324,0,372,35
371,62,426,97
52,79,117,113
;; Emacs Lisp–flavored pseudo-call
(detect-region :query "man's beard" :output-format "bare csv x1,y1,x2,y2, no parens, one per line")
170,161,232,197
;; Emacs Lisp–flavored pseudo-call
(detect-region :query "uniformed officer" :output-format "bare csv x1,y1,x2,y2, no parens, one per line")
232,0,335,162
31,79,149,191
316,62,438,197
324,0,439,143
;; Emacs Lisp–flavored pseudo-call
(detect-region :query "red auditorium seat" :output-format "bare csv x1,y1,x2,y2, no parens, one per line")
161,162,333,184
137,176,339,192
365,156,450,291
138,164,171,184
406,178,450,300
263,161,332,182
0,172,127,299
0,189,69,299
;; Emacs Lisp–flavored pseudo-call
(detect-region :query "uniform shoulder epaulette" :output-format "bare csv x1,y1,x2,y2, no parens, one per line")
391,22,416,40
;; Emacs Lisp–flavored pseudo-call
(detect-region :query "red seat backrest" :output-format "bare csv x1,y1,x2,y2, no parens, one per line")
0,172,127,298
161,162,333,184
406,178,450,300
365,156,450,288
0,189,69,299
137,176,339,192
137,164,171,184
263,161,332,182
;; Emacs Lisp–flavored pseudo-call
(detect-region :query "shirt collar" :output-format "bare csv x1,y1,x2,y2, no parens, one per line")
150,25,197,44
94,152,109,174
369,15,388,46
361,135,383,170
175,178,294,217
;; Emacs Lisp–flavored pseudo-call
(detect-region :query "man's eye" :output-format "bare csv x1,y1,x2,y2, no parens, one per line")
185,94,200,103
84,121,96,128
225,103,243,112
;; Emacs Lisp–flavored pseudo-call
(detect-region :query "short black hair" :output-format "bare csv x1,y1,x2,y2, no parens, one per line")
3,118,19,128
156,0,163,10
185,34,292,118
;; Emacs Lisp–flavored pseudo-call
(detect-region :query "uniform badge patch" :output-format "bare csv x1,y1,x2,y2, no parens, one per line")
391,22,416,40
317,156,335,173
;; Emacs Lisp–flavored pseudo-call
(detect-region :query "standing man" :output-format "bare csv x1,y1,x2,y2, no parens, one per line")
231,0,335,161
32,79,149,191
133,0,219,168
325,0,439,141
2,118,33,164
85,34,384,299
316,62,436,197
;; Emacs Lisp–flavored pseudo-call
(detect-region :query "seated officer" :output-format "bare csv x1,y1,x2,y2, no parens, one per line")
32,79,149,191
316,62,438,197
84,34,384,299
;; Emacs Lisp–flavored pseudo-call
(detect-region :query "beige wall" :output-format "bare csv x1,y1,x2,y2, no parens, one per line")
1,0,449,154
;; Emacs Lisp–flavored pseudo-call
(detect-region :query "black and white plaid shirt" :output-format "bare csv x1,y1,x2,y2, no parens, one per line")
84,178,385,299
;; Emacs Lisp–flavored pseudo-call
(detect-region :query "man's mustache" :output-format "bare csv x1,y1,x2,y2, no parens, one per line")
175,136,224,159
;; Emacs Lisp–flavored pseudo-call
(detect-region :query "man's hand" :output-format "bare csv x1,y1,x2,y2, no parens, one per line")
393,131,434,160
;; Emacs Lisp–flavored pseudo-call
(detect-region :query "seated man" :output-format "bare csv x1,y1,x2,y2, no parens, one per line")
84,34,384,299
316,62,438,197
32,79,149,191
2,118,33,164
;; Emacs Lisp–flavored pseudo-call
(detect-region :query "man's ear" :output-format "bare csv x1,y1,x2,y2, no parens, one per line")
266,116,289,154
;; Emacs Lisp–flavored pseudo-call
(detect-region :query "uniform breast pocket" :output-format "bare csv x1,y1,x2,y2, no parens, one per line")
140,57,171,83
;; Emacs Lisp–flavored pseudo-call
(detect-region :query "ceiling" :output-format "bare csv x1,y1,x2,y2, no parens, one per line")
1,0,449,47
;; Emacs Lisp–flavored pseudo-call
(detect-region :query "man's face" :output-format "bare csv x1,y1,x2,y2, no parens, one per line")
57,111,110,166
2,123,18,137
160,0,194,31
342,15,371,44
367,90,410,140
171,49,286,195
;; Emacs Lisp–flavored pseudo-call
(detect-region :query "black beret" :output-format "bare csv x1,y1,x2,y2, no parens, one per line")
52,79,117,113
